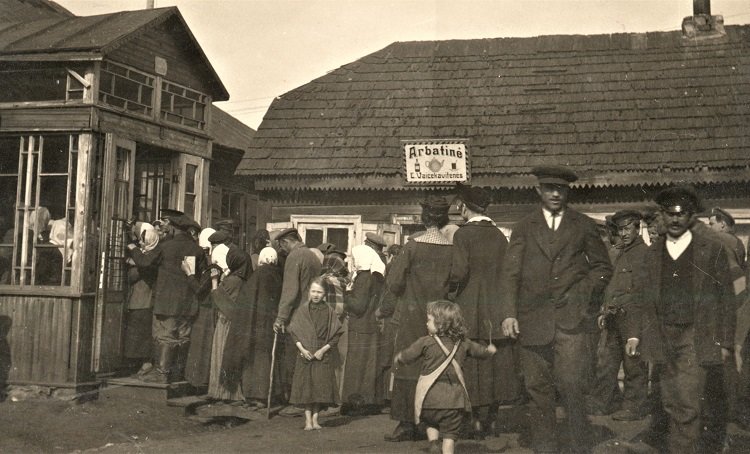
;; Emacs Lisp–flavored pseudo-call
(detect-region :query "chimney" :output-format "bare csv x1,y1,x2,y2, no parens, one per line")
682,0,725,40
693,0,710,16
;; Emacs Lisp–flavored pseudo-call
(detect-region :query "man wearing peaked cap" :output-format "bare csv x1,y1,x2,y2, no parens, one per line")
530,165,578,186
590,209,650,422
452,183,522,437
365,232,387,263
709,207,745,270
126,207,207,384
622,185,735,452
498,165,612,452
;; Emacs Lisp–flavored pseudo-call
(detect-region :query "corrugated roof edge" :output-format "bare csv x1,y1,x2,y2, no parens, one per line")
248,168,750,191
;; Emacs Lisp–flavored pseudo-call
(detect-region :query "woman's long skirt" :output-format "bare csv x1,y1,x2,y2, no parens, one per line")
207,314,244,401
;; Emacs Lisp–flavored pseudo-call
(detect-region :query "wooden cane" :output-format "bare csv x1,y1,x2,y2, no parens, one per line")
267,331,278,419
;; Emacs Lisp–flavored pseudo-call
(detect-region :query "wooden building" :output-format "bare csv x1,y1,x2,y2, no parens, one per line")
0,0,255,393
237,6,750,251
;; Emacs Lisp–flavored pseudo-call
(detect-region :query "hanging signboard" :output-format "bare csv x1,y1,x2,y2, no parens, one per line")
402,139,469,185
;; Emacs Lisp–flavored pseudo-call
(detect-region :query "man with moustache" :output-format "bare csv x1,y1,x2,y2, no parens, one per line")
590,210,649,421
499,165,612,453
624,186,735,453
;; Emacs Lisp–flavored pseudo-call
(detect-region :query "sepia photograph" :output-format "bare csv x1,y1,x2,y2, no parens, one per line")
1,0,750,452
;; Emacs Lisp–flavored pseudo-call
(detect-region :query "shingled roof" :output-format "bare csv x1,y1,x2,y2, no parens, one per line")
237,25,750,190
0,4,229,100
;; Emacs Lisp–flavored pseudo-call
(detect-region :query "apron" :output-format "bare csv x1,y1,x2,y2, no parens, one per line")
413,336,471,424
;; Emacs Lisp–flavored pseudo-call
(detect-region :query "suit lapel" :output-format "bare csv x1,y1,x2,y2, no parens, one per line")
530,210,554,261
548,210,573,259
690,235,709,300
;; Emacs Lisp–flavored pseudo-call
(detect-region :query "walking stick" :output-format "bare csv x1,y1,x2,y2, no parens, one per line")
267,331,278,419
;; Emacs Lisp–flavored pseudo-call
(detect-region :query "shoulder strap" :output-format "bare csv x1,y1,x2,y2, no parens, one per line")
432,336,472,412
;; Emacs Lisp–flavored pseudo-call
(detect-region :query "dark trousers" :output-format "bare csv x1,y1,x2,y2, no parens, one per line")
659,325,709,454
520,328,590,453
592,318,648,413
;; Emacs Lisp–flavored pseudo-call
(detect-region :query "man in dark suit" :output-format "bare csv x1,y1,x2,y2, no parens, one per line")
499,165,613,452
128,209,207,383
453,184,521,438
624,186,735,453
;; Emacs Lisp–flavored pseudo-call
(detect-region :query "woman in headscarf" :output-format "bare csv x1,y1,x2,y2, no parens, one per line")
185,228,221,391
207,245,252,401
231,246,284,407
124,222,159,375
341,244,386,415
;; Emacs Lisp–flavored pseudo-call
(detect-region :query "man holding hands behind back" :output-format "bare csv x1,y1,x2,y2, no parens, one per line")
499,165,612,453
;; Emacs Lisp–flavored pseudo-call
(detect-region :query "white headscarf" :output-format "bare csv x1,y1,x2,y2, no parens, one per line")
257,247,278,266
198,228,216,250
351,244,386,276
138,222,159,253
211,243,230,275
48,218,74,263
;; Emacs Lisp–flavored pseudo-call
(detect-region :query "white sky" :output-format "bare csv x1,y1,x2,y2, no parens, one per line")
55,0,750,130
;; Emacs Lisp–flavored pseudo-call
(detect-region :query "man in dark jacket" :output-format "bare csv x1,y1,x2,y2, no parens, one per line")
452,183,520,437
624,186,735,453
129,209,207,383
499,165,613,452
590,210,649,420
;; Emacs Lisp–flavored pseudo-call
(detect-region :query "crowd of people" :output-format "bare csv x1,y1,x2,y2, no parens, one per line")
121,164,750,454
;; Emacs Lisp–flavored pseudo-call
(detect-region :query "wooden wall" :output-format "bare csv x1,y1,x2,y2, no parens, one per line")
0,106,92,132
0,295,94,386
108,16,215,96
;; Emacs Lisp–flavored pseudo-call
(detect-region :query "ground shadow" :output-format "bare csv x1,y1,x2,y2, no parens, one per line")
321,415,368,428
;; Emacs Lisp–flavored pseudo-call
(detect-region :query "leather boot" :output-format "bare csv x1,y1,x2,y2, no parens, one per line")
384,421,416,442
171,342,189,382
141,343,174,384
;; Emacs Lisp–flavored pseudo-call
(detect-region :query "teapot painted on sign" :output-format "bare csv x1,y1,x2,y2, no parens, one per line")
426,158,444,172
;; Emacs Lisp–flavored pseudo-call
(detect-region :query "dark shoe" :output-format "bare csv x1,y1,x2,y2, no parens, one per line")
140,367,168,384
612,408,647,421
384,422,415,442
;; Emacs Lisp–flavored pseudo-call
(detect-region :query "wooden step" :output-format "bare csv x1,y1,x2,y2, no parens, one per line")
102,377,195,401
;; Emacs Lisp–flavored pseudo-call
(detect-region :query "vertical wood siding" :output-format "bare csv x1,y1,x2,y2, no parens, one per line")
0,295,72,384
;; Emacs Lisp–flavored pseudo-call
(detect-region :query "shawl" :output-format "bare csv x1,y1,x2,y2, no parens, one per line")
139,223,159,253
211,243,230,276
288,299,343,350
321,255,350,316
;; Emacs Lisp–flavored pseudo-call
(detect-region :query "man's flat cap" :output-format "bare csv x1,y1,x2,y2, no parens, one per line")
365,232,387,247
274,228,299,241
214,218,235,228
207,230,230,244
711,207,735,226
611,210,642,228
531,165,578,185
160,208,184,220
456,183,491,212
655,186,701,213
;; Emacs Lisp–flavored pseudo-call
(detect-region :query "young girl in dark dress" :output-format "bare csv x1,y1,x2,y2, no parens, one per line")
288,277,343,430
394,300,496,454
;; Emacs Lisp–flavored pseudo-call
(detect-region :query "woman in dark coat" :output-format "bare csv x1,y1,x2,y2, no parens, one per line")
234,247,283,407
185,228,219,390
208,245,252,401
341,245,385,414
384,196,468,442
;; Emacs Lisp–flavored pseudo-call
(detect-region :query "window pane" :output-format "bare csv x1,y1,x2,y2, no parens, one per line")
185,164,197,194
0,137,20,174
304,229,323,249
328,228,349,252
41,135,68,173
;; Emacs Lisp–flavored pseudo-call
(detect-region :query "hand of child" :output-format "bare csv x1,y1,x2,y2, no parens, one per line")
486,343,497,355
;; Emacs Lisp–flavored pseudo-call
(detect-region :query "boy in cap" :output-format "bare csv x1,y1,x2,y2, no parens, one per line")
452,183,521,437
499,165,612,452
624,186,735,453
590,210,649,421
